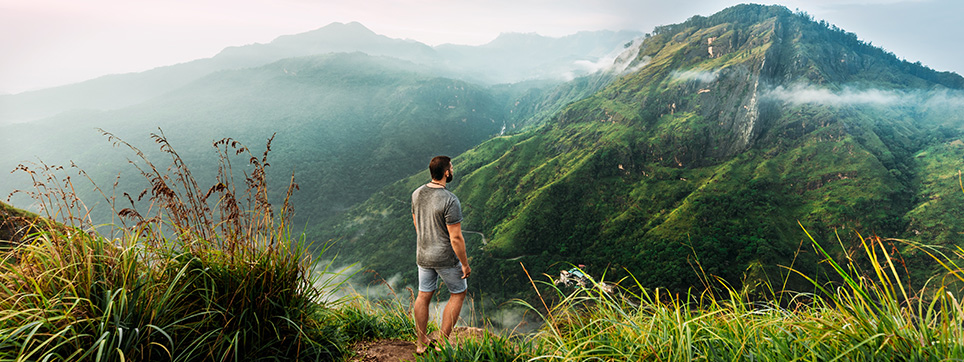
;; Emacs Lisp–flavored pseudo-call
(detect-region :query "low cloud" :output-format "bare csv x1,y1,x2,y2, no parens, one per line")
313,262,407,302
761,84,964,110
920,88,964,109
563,37,650,79
764,84,902,105
671,69,719,83
313,260,547,333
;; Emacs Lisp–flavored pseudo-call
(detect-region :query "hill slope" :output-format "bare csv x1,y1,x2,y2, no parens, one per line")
1,53,507,225
318,4,964,301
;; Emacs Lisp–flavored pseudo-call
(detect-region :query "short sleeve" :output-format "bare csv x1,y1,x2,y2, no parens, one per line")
444,196,463,225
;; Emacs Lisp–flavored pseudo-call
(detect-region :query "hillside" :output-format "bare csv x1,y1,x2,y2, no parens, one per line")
0,49,626,229
1,53,505,225
318,4,964,302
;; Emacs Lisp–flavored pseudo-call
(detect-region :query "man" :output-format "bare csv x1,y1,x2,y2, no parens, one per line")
411,155,472,354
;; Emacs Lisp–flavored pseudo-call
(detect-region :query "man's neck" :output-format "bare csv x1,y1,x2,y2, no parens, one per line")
428,179,446,188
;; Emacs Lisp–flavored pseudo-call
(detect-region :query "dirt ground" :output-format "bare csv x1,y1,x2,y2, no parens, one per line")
347,327,486,362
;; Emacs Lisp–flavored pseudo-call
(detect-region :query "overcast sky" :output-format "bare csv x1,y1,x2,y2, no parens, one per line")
1,0,960,94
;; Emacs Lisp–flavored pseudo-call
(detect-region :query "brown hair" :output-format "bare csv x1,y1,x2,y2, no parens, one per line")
429,156,451,181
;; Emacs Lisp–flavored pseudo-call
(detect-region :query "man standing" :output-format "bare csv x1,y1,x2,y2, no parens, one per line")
412,156,472,354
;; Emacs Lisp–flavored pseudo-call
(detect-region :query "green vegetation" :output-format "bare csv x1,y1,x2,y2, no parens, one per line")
1,51,615,235
418,228,964,361
6,130,964,362
0,53,509,230
9,160,964,361
0,133,417,361
7,4,964,360
318,3,964,307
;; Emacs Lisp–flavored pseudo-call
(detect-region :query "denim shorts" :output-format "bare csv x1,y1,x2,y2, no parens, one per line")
417,262,467,294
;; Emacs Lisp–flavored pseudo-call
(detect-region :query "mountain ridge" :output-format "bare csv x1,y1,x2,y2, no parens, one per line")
316,4,964,305
0,23,639,125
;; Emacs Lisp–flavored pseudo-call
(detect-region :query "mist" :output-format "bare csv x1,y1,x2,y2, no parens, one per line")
671,69,720,83
316,261,542,333
762,84,964,109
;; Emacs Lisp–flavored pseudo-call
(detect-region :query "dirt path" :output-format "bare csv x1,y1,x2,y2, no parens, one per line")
347,327,486,362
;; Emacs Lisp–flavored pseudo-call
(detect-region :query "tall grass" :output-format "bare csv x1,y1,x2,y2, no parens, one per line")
10,128,964,361
0,130,354,361
419,230,964,361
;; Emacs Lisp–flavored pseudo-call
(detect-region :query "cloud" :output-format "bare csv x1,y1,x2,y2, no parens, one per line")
312,261,406,303
561,36,648,80
671,69,719,83
760,84,964,118
609,38,651,74
920,88,964,109
763,84,902,105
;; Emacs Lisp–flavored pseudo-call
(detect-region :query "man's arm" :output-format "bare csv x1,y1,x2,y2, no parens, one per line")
446,222,472,279
412,213,417,232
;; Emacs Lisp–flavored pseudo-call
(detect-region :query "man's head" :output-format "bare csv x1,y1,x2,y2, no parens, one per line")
429,156,453,182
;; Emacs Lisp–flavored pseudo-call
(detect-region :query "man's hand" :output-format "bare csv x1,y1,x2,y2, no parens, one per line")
461,263,472,279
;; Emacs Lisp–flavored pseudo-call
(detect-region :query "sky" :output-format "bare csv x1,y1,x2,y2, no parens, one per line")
1,0,960,95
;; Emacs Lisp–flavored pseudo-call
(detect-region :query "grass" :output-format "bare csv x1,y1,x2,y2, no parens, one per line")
0,130,400,361
7,129,964,361
418,227,964,361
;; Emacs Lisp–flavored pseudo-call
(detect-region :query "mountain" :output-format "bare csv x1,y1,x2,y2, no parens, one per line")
0,22,438,125
0,23,639,125
317,4,964,302
0,53,509,225
219,22,438,65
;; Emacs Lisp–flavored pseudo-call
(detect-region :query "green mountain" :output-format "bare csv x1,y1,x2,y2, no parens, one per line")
318,4,964,301
1,53,505,225
0,49,621,231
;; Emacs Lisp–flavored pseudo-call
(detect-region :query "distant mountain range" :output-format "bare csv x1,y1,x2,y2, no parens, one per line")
0,24,633,229
0,22,640,125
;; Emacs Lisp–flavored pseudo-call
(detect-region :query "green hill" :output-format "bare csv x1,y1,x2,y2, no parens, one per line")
1,52,613,228
1,53,505,225
317,4,964,301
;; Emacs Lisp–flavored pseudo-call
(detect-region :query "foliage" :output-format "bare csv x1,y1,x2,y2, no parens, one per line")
0,132,365,361
415,331,543,362
317,3,964,307
0,53,510,230
421,227,964,361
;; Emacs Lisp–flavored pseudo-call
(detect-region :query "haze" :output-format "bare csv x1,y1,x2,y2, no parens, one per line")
1,0,961,94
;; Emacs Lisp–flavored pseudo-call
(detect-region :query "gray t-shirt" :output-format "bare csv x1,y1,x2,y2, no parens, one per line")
412,184,463,268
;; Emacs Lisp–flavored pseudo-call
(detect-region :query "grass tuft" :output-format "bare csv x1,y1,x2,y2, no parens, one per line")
0,130,354,361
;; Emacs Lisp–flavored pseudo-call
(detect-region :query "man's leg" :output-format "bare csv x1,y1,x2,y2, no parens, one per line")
439,291,466,340
414,290,434,353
